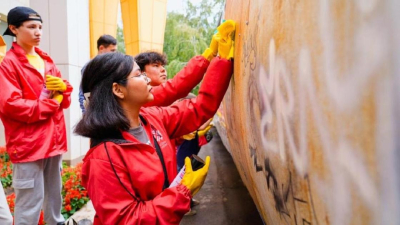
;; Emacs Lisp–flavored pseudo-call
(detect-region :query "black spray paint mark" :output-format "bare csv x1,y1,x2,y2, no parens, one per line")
250,146,314,224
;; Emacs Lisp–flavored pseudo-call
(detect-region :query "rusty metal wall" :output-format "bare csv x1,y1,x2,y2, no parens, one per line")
214,0,400,224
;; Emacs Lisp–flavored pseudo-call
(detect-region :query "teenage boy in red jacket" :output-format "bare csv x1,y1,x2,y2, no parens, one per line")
0,7,73,225
134,22,236,109
136,52,210,108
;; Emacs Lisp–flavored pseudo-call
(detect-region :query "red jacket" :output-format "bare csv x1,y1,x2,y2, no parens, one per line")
81,57,233,224
145,55,209,107
0,42,73,163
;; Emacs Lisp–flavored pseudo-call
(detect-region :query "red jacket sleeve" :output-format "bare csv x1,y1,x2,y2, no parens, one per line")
60,79,72,109
0,61,60,123
150,57,233,139
83,154,191,224
145,55,209,107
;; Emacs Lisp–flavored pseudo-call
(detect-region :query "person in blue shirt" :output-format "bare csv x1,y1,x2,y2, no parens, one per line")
79,34,117,113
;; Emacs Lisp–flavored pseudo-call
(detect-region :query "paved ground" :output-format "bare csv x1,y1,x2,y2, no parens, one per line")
70,129,264,225
180,130,264,225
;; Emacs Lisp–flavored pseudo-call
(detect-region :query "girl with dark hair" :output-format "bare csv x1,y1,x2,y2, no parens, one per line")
75,21,234,223
75,19,232,224
76,52,232,224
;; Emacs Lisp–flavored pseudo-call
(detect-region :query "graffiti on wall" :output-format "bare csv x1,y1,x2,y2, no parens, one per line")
216,0,400,224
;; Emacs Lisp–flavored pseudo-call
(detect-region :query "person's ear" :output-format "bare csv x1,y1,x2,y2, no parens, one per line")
112,83,125,99
98,45,105,53
9,25,18,36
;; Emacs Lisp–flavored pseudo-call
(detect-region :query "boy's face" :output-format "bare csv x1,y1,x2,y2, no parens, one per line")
144,62,167,86
98,44,117,54
10,20,42,47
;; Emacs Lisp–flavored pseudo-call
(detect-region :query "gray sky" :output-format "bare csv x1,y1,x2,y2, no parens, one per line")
118,0,203,27
167,0,202,13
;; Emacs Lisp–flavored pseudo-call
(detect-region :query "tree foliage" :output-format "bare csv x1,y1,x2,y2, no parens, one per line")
117,25,126,54
163,0,225,94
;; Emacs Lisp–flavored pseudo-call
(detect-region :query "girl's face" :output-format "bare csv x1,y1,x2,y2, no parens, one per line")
119,62,154,106
10,20,42,47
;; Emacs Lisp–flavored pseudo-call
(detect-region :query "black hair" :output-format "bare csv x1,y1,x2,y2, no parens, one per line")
134,51,167,71
11,22,23,28
97,34,117,50
74,52,133,139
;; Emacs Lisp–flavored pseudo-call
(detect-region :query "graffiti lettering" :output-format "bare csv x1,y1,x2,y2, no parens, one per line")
256,0,392,224
250,146,311,224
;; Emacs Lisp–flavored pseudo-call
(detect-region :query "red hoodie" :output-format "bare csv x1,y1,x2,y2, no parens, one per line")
81,57,233,224
0,42,73,163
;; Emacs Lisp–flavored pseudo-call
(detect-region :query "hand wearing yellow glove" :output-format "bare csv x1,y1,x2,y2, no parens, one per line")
52,91,63,104
182,124,213,140
182,132,196,141
46,75,67,92
202,20,236,61
216,20,236,60
201,35,219,61
181,156,210,196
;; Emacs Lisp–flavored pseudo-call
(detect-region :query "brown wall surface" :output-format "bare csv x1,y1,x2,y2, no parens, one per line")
215,0,400,224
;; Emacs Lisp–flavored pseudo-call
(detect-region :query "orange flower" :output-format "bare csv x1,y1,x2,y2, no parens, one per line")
81,190,88,197
65,204,72,211
38,211,45,225
64,195,71,204
70,189,81,199
6,193,15,213
64,179,73,189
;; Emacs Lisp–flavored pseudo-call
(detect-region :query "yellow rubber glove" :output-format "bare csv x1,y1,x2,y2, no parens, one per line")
46,75,67,92
197,124,212,137
182,118,213,140
202,35,219,61
216,20,236,60
182,132,196,141
52,91,63,104
201,22,221,61
209,34,219,56
217,20,236,38
201,48,215,62
0,36,6,63
181,156,210,196
182,124,212,140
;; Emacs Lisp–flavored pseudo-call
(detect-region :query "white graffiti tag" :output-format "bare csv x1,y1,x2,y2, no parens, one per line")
257,0,399,224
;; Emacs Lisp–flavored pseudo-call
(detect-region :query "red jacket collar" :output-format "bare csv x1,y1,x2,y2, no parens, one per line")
11,42,53,63
85,114,156,160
